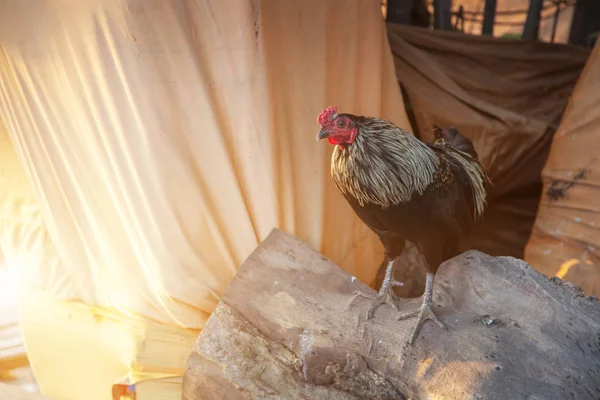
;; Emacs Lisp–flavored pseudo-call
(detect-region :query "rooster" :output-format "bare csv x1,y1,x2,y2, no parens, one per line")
316,106,490,345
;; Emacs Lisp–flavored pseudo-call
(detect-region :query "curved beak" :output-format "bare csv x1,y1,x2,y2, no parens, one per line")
316,130,330,141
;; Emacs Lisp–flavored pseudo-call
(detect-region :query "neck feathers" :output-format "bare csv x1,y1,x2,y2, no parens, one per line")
331,118,439,208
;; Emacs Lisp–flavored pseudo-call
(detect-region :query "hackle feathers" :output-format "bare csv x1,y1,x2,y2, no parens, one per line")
331,117,439,208
330,116,489,220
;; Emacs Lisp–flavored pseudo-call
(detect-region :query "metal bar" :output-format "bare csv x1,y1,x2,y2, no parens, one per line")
385,0,413,24
550,1,561,43
522,0,543,40
481,0,497,36
433,0,453,30
568,0,600,47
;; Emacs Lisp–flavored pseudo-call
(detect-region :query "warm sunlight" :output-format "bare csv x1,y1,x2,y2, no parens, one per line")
556,257,580,279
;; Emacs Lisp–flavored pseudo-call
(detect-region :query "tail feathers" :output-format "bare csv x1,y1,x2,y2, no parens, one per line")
451,150,490,220
432,125,490,220
433,125,479,160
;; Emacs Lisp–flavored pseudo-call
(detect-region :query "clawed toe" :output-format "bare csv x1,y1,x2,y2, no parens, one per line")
397,272,446,345
352,260,404,319
353,290,377,300
354,288,400,319
397,309,419,320
402,302,447,345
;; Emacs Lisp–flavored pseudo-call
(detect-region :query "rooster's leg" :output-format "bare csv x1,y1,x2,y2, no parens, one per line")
353,259,404,319
397,272,446,345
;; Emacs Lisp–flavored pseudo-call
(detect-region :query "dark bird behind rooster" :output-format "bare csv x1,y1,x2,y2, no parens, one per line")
316,106,491,345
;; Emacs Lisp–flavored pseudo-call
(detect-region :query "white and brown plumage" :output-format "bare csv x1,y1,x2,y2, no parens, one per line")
316,106,490,345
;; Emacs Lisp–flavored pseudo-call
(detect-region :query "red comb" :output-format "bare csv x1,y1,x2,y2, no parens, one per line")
318,106,337,127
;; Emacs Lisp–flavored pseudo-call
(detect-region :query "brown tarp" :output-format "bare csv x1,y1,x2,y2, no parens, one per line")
386,24,590,258
525,42,600,296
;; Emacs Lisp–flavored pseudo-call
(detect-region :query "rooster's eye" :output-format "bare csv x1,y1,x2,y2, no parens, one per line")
337,120,345,128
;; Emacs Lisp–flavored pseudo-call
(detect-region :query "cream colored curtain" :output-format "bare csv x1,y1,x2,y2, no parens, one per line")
0,121,46,376
0,0,409,329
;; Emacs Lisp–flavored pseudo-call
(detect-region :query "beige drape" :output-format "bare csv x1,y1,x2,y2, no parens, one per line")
0,1,410,398
0,0,409,327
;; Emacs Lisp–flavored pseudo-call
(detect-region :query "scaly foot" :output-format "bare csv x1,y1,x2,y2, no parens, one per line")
398,272,446,345
353,260,404,319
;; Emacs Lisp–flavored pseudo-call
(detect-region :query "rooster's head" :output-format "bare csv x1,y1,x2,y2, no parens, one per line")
316,106,358,146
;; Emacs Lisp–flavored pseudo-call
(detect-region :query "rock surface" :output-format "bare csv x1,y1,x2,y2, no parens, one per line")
183,229,600,400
